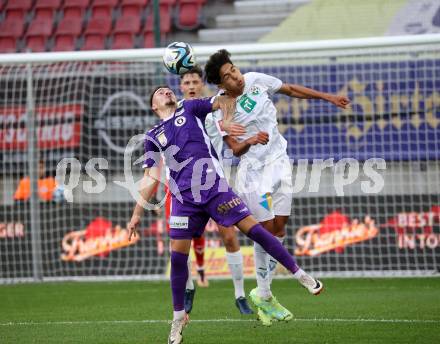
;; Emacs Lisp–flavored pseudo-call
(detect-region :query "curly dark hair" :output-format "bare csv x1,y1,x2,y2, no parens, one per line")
180,65,203,80
204,49,233,85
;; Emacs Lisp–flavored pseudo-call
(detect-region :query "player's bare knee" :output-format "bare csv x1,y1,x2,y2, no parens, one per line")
223,233,239,252
260,219,276,234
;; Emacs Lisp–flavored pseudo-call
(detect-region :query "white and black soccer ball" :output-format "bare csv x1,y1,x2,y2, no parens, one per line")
162,41,196,75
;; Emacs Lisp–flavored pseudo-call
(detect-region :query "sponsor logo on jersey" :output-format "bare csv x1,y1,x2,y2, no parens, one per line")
250,86,261,95
156,131,167,146
259,193,273,211
217,197,243,215
169,216,189,229
174,116,186,127
238,94,256,113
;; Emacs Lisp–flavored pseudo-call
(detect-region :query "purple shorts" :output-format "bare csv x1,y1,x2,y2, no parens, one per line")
169,187,251,240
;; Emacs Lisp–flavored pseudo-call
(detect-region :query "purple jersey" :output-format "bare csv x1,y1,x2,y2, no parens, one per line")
143,98,225,198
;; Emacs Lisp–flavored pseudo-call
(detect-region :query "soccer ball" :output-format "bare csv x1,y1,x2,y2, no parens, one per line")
162,42,196,75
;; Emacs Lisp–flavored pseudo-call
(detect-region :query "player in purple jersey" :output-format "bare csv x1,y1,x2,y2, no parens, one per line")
127,86,322,344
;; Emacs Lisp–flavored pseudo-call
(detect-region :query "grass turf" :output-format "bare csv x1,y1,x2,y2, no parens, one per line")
1,278,439,343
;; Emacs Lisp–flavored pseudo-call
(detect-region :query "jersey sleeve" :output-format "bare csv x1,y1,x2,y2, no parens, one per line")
254,72,283,94
212,109,228,137
142,132,161,169
185,97,214,119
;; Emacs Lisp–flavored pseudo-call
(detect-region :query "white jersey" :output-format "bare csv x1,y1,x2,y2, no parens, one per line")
204,111,225,163
214,72,287,170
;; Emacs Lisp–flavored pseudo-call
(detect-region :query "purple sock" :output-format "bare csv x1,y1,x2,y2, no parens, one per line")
247,224,299,274
170,251,189,312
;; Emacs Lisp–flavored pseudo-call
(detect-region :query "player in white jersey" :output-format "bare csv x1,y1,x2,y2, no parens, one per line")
178,66,268,315
205,50,350,325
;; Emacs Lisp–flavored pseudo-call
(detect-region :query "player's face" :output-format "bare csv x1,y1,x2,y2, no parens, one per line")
152,87,177,112
180,73,204,99
218,63,244,95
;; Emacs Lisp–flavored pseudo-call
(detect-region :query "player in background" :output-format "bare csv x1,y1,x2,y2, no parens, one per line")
179,66,260,314
179,65,210,290
128,86,323,344
205,50,350,326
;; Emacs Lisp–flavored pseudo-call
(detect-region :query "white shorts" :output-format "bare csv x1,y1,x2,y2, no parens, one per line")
235,155,293,222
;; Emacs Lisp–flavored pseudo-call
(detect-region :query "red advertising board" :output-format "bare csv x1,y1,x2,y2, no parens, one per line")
0,104,83,150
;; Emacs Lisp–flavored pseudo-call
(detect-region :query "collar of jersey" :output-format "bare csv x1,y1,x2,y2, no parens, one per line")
161,111,175,122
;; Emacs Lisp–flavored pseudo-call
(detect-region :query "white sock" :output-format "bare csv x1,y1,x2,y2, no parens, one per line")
173,309,185,320
253,242,272,299
268,236,285,284
293,268,317,289
225,250,245,299
293,268,307,280
185,257,194,290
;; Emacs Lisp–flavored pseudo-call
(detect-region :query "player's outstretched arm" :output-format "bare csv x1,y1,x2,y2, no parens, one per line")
224,131,269,157
277,83,350,109
128,166,160,241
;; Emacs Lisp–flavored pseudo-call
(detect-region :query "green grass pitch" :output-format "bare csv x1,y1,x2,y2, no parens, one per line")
1,278,439,343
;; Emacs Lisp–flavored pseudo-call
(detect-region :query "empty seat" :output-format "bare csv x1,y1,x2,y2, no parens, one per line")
83,16,111,52
62,0,90,21
53,35,76,51
85,17,112,35
81,34,106,50
4,0,33,11
92,0,119,5
64,0,90,7
0,21,25,38
4,0,33,23
0,37,17,53
176,1,203,29
142,31,154,48
114,16,141,34
25,37,47,52
33,9,56,22
25,19,53,52
120,0,149,17
90,0,118,19
112,33,135,49
35,0,62,9
34,0,62,21
56,17,83,36
27,19,53,37
160,0,176,5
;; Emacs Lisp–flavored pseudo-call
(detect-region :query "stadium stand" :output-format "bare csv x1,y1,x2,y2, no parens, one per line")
175,0,206,30
198,0,309,44
62,0,90,22
33,0,61,22
25,18,53,52
0,0,211,52
258,0,408,42
3,0,33,24
5,0,437,52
